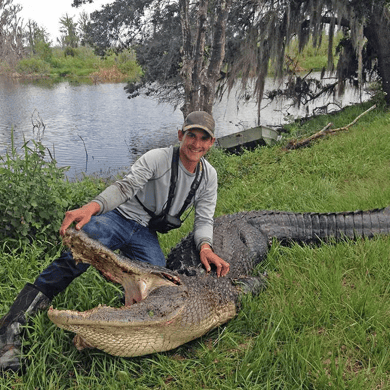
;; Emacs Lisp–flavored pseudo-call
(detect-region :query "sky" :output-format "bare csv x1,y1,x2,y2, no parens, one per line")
16,0,111,43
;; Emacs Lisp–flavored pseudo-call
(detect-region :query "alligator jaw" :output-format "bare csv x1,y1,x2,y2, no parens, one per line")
61,228,183,305
48,229,189,356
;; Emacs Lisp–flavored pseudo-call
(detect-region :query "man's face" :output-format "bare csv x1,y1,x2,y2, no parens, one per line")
178,129,215,166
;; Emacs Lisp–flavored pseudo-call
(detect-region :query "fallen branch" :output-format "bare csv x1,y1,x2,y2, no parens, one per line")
31,109,46,142
284,104,376,150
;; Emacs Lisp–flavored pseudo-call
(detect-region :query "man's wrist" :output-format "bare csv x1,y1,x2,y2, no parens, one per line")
82,201,101,215
200,243,213,253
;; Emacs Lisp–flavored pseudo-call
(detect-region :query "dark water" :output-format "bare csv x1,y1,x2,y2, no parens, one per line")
0,78,184,178
0,76,370,178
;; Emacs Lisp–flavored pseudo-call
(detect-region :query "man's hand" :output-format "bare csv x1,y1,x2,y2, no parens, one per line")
199,244,230,277
59,202,100,237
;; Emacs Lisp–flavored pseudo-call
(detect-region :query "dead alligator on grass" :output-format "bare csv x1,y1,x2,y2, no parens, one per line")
48,207,390,357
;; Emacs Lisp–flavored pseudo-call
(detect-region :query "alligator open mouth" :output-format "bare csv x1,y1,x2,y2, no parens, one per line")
63,228,183,304
48,229,191,357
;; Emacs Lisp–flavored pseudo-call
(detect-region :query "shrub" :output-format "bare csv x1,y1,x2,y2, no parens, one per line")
0,130,108,249
103,48,142,78
0,131,69,246
16,57,50,74
35,41,53,63
0,60,12,74
64,47,76,57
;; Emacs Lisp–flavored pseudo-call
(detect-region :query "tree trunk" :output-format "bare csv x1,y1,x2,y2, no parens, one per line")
201,0,232,114
179,0,194,117
179,0,232,117
365,5,390,105
192,0,208,113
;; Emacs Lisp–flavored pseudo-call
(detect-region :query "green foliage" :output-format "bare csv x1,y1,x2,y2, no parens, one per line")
99,49,143,80
285,32,343,71
34,41,53,63
0,60,11,73
65,175,107,210
49,46,97,74
0,132,68,245
0,131,106,248
64,47,76,57
45,46,141,79
116,52,139,75
103,49,136,72
59,13,79,49
9,45,141,80
16,58,50,74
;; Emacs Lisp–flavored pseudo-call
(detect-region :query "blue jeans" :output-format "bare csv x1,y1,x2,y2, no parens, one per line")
34,210,165,299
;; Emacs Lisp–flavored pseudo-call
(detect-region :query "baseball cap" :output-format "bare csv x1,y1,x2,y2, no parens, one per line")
182,111,215,138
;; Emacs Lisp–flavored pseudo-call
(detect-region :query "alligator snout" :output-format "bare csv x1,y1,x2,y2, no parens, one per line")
48,229,191,356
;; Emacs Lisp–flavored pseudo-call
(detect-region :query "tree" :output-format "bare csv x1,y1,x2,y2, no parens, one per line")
72,0,390,117
179,0,232,116
223,0,390,114
77,10,93,46
0,0,25,67
73,0,232,117
25,20,51,60
58,14,79,49
127,0,233,116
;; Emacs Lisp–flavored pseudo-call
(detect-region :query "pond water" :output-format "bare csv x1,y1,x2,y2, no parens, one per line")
0,75,371,179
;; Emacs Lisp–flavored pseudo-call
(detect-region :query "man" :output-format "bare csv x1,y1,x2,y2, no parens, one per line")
0,110,230,372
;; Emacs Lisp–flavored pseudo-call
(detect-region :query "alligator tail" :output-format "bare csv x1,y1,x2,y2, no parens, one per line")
248,207,390,244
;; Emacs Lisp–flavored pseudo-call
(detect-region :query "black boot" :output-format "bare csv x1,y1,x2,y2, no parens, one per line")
0,283,50,372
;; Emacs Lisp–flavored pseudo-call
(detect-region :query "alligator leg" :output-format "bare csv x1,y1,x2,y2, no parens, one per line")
233,275,268,295
213,217,270,275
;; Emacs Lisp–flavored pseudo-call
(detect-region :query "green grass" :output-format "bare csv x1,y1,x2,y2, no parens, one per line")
1,100,390,388
285,32,343,71
10,46,142,83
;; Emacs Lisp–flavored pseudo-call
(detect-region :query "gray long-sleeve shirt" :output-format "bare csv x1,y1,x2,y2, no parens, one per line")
93,146,218,250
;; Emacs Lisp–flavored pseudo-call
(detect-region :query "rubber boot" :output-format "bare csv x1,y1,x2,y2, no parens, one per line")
0,283,50,372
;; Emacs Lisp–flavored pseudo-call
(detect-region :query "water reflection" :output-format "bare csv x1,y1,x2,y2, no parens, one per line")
0,75,371,178
0,77,183,178
213,74,372,133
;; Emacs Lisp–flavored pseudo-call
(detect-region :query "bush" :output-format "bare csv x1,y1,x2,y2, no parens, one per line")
16,57,50,74
0,130,108,249
103,49,142,78
0,132,70,246
0,60,12,74
64,47,76,57
35,41,53,63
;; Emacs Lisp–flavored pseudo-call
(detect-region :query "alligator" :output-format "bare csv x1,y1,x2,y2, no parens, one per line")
48,206,390,357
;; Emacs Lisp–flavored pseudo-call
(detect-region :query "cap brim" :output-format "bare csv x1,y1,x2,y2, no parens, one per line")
182,124,214,138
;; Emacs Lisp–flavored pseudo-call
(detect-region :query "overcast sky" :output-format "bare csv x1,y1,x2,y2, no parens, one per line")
16,0,110,43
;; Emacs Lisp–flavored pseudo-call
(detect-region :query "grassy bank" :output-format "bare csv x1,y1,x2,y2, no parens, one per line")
1,100,390,388
1,46,142,83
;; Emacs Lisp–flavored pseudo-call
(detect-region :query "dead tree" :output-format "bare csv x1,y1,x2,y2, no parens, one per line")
0,0,26,68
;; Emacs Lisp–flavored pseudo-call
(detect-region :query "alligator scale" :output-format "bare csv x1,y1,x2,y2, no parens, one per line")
48,207,390,357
